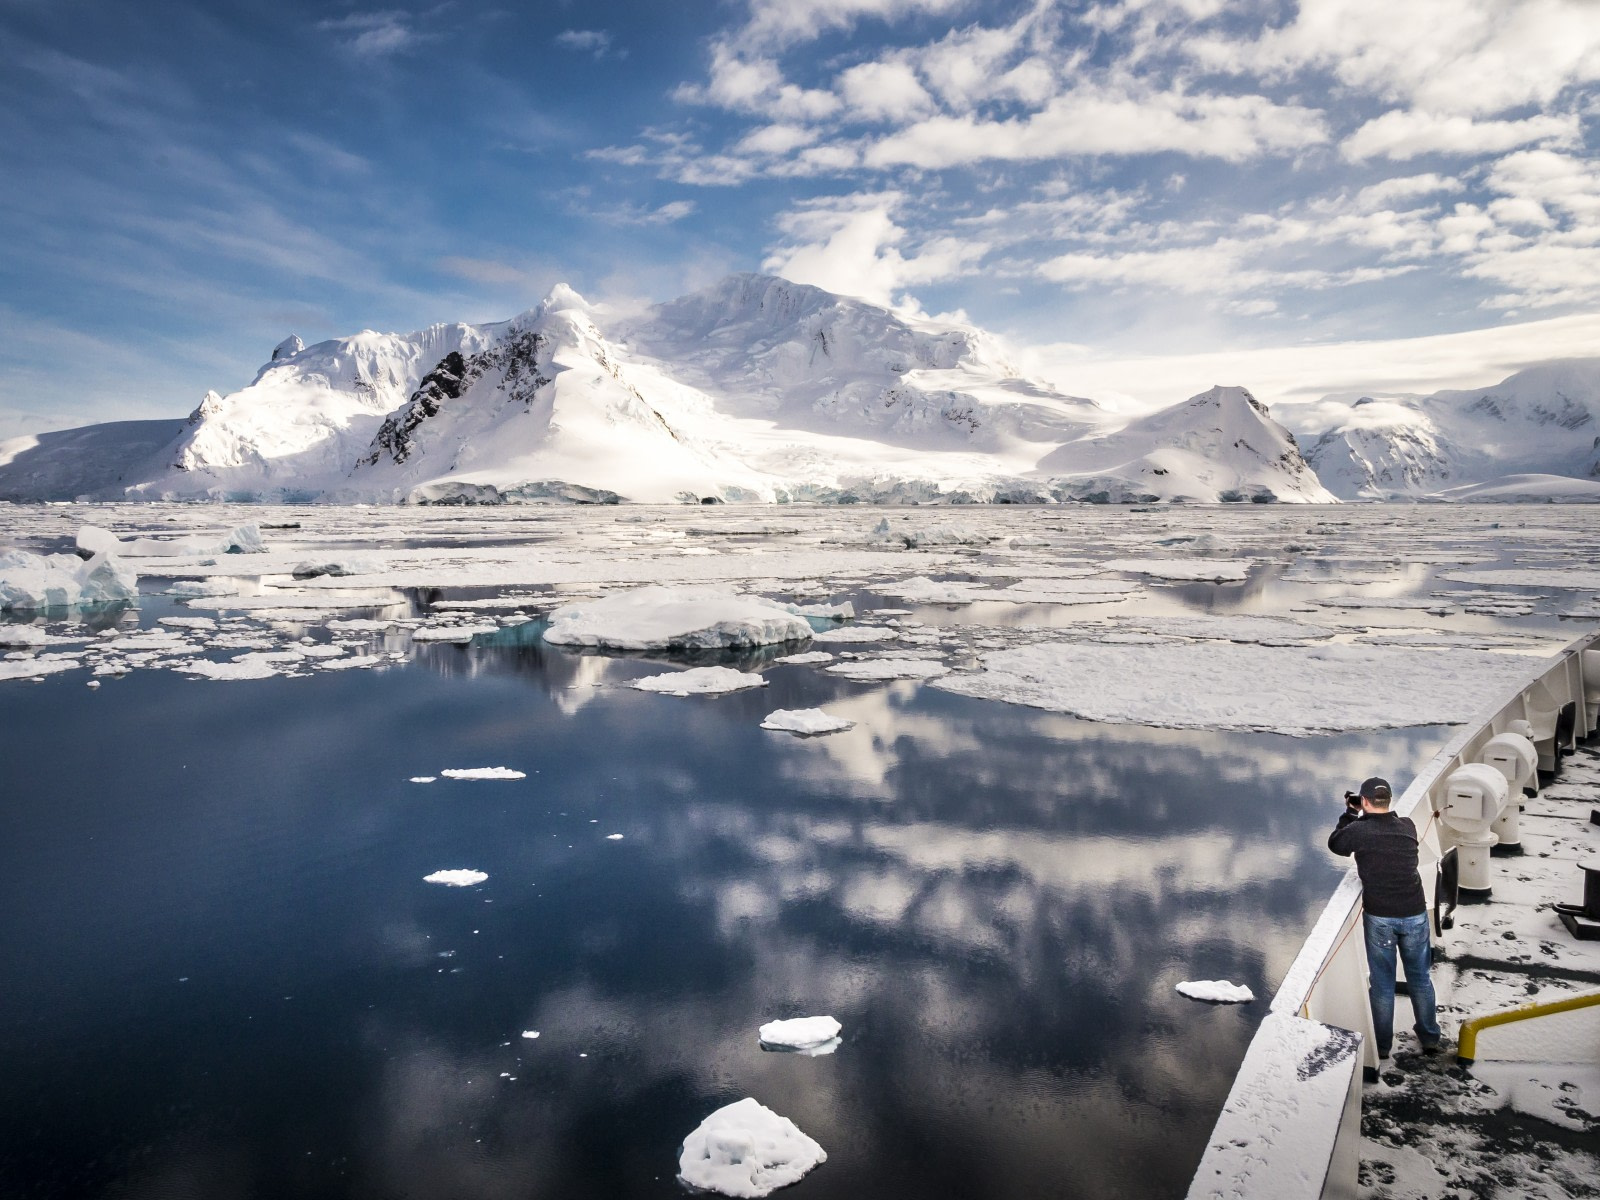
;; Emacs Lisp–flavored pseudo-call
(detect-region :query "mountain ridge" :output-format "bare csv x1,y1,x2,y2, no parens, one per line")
0,274,1370,505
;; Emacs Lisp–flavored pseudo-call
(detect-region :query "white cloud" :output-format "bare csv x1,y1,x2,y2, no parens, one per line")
863,86,1327,168
737,0,963,50
1353,173,1462,210
554,29,615,58
316,11,421,58
761,194,987,306
1189,0,1600,117
1342,110,1578,161
735,123,820,156
836,59,935,122
676,44,841,120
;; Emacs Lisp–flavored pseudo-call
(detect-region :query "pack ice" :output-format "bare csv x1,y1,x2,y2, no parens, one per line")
677,1098,826,1198
0,550,138,611
543,585,811,650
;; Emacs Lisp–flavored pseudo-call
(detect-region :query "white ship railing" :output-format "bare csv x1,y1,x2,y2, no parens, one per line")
1186,629,1600,1200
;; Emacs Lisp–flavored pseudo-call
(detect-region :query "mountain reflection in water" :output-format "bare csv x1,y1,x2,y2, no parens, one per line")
0,634,1444,1199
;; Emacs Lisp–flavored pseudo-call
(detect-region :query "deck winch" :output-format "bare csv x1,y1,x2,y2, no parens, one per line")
1478,729,1537,854
1438,763,1510,896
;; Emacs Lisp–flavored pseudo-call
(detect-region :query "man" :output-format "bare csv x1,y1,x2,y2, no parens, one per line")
1328,776,1443,1063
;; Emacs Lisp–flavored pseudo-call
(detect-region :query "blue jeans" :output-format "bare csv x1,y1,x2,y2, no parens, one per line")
1364,912,1441,1055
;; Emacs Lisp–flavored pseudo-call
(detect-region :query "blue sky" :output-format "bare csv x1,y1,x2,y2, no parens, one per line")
2,0,1598,438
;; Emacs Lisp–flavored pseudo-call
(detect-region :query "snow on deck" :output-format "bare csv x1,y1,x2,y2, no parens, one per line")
1355,744,1600,1199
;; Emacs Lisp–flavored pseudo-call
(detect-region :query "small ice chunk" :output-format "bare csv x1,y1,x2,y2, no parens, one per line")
440,767,526,780
760,708,855,736
758,1015,841,1050
677,1098,826,1199
606,833,624,840
521,1030,540,1039
410,776,438,783
1176,980,1254,1004
424,869,488,886
631,666,767,696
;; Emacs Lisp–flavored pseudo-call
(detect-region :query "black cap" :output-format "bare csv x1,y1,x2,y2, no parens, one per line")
1359,777,1392,801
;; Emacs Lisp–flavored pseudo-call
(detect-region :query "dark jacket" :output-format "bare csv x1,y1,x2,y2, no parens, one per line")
1328,810,1426,918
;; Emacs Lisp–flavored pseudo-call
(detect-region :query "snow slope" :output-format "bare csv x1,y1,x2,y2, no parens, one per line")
1302,359,1600,500
1036,385,1335,503
1,274,1332,505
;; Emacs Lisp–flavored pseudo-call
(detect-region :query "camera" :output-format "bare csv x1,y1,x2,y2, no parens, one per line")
1343,790,1361,808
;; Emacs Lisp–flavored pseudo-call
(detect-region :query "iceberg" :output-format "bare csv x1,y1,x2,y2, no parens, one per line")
677,1098,826,1198
0,549,138,611
760,708,855,736
631,666,767,696
543,585,811,650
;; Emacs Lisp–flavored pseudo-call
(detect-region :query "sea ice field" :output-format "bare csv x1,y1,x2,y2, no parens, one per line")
1,501,1596,1199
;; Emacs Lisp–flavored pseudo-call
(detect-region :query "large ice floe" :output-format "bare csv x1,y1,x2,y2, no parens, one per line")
933,642,1545,735
677,1098,826,1198
0,550,138,611
543,585,812,650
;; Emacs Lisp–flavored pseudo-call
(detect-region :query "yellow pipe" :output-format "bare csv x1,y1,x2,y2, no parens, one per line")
1457,989,1600,1064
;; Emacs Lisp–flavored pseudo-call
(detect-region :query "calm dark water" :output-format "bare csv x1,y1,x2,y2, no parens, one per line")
0,635,1444,1200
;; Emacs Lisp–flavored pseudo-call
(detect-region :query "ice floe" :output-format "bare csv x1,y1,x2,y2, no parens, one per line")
878,576,990,604
758,1015,842,1050
521,1030,540,1039
175,653,291,681
1176,980,1254,1003
760,708,856,735
933,642,1544,735
424,869,488,886
0,624,46,647
412,624,498,642
826,657,949,682
810,625,897,643
677,1098,826,1199
631,666,767,696
409,776,437,783
1100,558,1251,582
439,767,526,780
774,650,834,665
0,654,80,681
543,585,812,650
0,550,138,611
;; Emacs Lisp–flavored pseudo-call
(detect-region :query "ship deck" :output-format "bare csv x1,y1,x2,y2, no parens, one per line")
1355,742,1600,1198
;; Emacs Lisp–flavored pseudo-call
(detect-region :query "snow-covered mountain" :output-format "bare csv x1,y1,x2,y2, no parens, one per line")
0,274,1330,505
1302,360,1600,500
